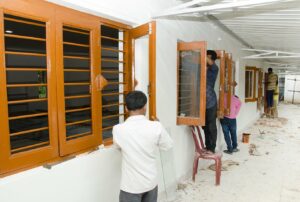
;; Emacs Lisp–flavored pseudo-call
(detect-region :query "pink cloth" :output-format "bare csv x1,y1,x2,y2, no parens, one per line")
224,94,242,119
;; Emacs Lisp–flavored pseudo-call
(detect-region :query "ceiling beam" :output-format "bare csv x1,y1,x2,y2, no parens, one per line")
243,48,300,59
153,0,282,18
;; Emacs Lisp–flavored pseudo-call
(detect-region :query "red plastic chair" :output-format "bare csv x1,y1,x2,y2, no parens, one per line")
190,126,222,185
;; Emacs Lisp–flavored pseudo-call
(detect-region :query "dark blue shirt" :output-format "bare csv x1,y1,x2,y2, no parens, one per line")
206,63,219,109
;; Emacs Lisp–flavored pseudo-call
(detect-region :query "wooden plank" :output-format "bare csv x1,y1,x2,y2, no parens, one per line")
101,36,124,43
102,103,125,108
5,34,45,41
63,41,89,48
11,142,50,154
102,92,124,96
6,51,46,57
9,112,48,120
107,82,126,85
64,68,90,72
64,82,90,86
6,67,47,71
102,113,126,120
63,55,89,60
65,107,91,113
102,126,113,131
4,17,45,27
102,58,125,63
63,28,89,35
102,70,125,74
7,83,47,88
8,98,47,104
66,132,91,141
65,94,91,100
66,119,91,126
10,127,49,137
102,47,125,53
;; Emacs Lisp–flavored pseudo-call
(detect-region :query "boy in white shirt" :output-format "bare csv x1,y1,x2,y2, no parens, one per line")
113,91,173,202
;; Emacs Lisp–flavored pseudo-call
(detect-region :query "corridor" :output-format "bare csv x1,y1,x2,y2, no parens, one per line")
175,104,300,202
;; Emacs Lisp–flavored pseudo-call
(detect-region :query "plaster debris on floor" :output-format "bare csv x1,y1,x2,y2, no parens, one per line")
167,104,300,202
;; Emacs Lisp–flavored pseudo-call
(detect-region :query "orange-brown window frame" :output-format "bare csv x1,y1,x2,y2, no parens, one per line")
257,68,263,100
225,53,233,116
215,50,225,118
55,9,102,156
100,25,130,146
129,21,157,120
0,0,59,175
257,68,264,109
0,0,133,176
176,41,207,126
245,66,257,103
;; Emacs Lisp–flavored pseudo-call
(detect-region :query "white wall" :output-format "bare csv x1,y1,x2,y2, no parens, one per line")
0,1,263,202
284,75,300,104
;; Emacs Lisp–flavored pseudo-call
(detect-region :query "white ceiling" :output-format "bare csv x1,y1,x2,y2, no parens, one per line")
156,0,300,71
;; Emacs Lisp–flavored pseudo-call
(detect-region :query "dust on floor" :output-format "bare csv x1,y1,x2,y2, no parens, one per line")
171,103,300,202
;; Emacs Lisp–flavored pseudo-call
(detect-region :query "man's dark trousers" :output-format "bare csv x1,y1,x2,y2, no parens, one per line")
202,104,217,153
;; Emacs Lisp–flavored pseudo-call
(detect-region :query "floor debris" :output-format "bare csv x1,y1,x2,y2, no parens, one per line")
172,104,300,202
208,160,239,171
249,144,262,156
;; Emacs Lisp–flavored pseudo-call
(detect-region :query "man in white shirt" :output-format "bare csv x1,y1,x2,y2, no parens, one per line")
113,91,173,202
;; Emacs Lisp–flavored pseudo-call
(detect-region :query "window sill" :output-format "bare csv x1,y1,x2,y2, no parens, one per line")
103,138,113,147
0,146,99,178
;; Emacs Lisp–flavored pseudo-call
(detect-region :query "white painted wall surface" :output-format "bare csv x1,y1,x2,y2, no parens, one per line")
284,75,300,104
0,1,263,202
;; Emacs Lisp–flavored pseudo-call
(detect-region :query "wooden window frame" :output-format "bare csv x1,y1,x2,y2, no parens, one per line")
225,53,233,115
101,25,129,146
176,41,207,126
55,9,101,156
0,0,133,176
245,66,257,103
129,22,157,120
215,50,225,118
257,68,263,100
257,68,264,109
0,0,59,175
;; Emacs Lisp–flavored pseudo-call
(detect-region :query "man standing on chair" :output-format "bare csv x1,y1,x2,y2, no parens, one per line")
113,91,173,202
202,50,219,153
266,67,278,117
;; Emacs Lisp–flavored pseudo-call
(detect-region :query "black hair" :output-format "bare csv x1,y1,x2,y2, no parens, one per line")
207,50,217,61
125,91,147,111
268,67,273,73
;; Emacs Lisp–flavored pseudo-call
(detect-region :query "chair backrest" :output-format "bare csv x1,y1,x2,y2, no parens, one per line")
190,126,205,153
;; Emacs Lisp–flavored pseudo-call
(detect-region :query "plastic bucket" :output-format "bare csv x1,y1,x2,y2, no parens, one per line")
242,133,250,143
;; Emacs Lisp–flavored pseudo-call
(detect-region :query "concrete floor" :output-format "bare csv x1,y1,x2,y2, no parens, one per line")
174,103,300,202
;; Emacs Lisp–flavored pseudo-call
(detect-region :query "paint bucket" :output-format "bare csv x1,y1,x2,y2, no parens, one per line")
242,133,250,143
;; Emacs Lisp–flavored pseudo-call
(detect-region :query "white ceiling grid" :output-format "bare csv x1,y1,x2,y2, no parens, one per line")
154,0,300,71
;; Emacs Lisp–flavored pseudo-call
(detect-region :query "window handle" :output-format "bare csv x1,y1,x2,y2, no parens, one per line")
95,74,108,92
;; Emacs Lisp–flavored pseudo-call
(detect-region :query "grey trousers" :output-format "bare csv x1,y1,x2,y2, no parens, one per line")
119,186,158,202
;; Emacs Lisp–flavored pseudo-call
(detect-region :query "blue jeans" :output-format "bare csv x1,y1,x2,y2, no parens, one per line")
220,117,237,152
266,90,274,107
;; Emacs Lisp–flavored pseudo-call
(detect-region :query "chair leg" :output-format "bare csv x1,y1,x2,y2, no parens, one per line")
215,158,221,186
192,157,197,182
